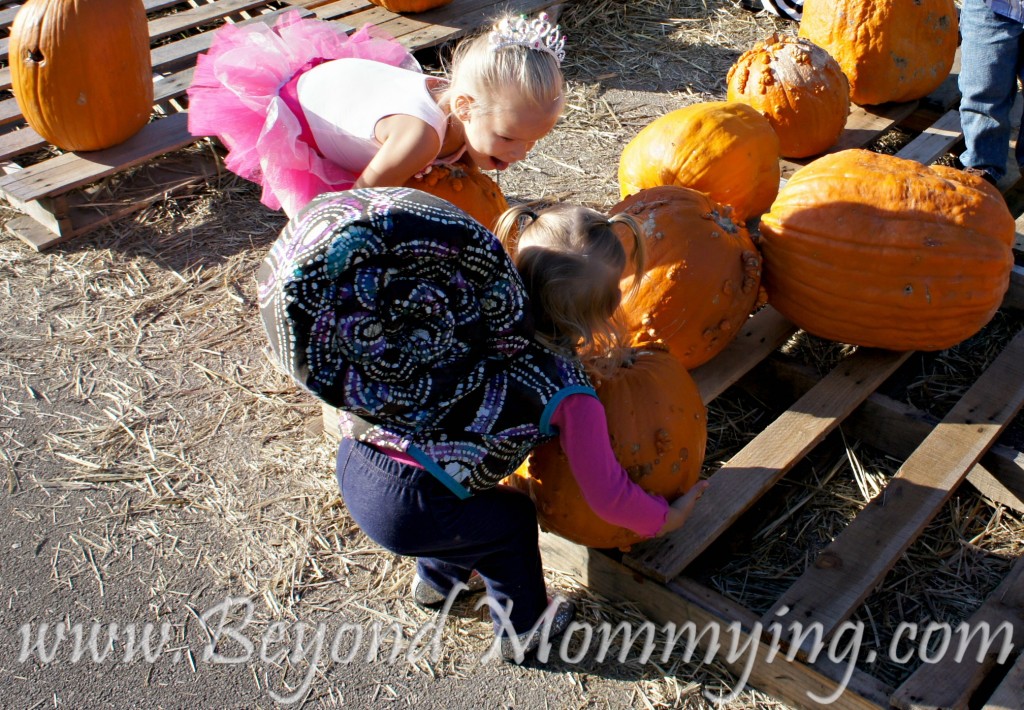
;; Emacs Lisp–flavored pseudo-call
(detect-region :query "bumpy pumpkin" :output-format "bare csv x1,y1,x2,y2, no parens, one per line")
798,0,958,106
611,186,762,368
726,34,850,159
9,0,153,152
404,161,509,232
758,149,1014,351
510,347,707,549
369,0,454,12
618,101,780,221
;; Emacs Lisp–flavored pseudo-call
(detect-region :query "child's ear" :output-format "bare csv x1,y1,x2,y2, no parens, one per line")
452,94,474,122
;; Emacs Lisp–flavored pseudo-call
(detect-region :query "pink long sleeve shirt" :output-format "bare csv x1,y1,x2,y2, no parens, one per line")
377,393,670,539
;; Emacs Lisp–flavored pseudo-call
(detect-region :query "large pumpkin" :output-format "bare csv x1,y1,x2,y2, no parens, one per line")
510,347,707,550
618,101,780,222
758,149,1014,351
369,0,453,11
726,34,850,159
403,161,509,232
611,186,762,369
9,0,153,152
798,0,958,106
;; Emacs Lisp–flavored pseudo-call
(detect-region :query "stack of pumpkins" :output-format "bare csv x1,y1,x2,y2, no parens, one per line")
511,0,1016,550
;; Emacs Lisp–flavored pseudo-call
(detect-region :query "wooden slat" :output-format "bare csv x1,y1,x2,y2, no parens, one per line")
1004,265,1024,312
765,328,1024,647
147,0,286,43
623,348,912,583
0,0,186,34
891,109,962,165
690,305,797,405
891,553,1024,709
0,112,194,202
540,533,894,710
983,650,1024,709
739,354,1024,514
780,101,922,177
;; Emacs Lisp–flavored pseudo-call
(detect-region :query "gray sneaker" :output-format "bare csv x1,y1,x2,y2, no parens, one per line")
499,597,576,663
411,571,487,609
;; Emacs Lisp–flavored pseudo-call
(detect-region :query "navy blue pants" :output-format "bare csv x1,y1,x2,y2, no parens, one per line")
335,438,547,635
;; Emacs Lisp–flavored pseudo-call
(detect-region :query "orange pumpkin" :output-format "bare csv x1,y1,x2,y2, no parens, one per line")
618,101,780,221
611,186,762,368
369,0,454,12
9,0,153,152
726,34,850,159
798,0,958,106
511,347,706,550
404,161,509,232
758,150,1014,351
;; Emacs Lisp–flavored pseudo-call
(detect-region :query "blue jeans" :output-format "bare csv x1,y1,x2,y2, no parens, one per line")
335,438,547,635
958,0,1024,182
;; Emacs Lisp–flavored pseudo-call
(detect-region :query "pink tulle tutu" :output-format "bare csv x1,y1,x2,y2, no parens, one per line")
187,11,420,216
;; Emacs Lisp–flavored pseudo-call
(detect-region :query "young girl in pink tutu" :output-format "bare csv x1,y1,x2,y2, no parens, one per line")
187,11,566,217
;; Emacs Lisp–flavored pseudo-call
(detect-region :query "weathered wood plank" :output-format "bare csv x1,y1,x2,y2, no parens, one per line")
892,109,962,165
891,552,1024,709
690,306,797,405
148,0,283,43
540,532,893,710
739,354,1024,514
780,101,921,177
983,648,1024,709
0,112,194,202
765,329,1024,647
0,0,188,34
623,348,912,583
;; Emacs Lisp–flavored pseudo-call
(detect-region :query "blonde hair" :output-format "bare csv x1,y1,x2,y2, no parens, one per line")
439,13,565,115
496,204,645,368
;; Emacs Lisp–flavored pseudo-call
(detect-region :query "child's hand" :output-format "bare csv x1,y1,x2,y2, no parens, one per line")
655,480,710,538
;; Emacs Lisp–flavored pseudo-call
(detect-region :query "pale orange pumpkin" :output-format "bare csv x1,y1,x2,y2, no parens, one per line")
404,161,509,232
510,347,707,550
611,186,762,368
369,0,454,12
726,34,850,159
618,101,780,221
798,0,958,106
9,0,153,152
758,150,1014,351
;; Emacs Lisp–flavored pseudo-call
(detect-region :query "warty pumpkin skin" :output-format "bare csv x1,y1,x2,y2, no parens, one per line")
611,185,763,369
9,0,153,152
618,101,780,221
369,0,454,11
726,34,850,159
403,161,509,232
510,347,707,550
758,149,1014,351
798,0,958,106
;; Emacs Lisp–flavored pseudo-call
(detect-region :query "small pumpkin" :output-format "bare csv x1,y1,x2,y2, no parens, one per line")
404,161,509,232
798,0,958,106
618,101,780,221
510,347,707,550
758,149,1014,351
611,186,762,368
726,34,850,159
368,0,454,12
9,0,153,152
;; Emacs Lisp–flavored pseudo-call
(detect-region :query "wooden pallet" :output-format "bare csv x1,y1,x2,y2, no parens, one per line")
0,0,560,251
538,91,1024,709
296,30,1024,705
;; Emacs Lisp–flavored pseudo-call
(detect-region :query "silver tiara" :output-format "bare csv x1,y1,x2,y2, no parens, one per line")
489,13,566,64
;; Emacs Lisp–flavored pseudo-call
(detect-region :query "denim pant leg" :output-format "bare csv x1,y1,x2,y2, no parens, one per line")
958,0,1024,181
336,438,548,635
